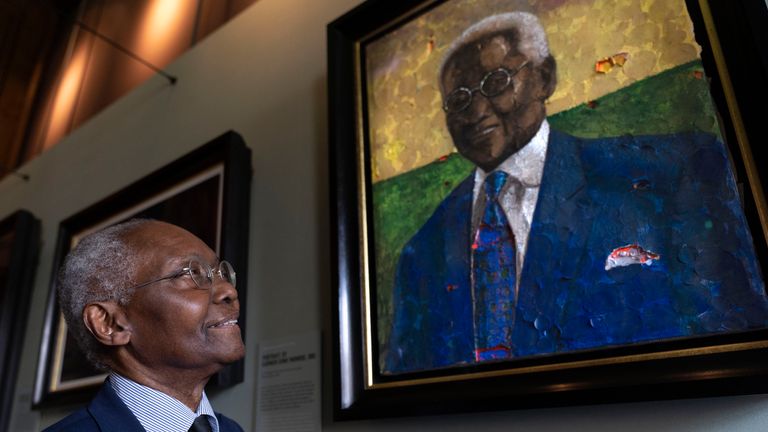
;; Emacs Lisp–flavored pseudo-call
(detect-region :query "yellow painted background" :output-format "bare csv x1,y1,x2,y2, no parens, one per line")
365,0,701,182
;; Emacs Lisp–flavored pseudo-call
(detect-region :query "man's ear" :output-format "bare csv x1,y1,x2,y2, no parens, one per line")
536,55,557,101
83,302,131,346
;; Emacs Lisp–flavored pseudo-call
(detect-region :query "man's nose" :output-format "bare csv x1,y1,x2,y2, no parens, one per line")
212,278,238,305
466,91,494,122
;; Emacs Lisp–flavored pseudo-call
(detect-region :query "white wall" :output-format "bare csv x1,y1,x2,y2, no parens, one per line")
3,0,767,430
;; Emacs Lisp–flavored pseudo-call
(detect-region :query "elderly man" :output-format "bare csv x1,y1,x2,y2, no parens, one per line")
384,12,768,373
45,219,245,432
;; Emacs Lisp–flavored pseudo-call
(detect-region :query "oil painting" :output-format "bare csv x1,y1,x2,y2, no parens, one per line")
362,0,768,375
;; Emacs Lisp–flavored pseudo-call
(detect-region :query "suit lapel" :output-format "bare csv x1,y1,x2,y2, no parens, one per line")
441,173,474,288
521,130,591,284
513,131,595,355
440,173,476,357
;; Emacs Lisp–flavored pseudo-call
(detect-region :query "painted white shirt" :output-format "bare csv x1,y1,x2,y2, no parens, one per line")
471,120,549,279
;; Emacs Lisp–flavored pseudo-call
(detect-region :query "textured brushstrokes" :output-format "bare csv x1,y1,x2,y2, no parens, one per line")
604,244,660,270
374,61,720,350
365,0,702,181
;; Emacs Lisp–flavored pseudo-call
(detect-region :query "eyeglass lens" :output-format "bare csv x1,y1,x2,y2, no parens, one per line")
220,261,236,288
481,69,512,96
445,90,472,113
187,260,236,289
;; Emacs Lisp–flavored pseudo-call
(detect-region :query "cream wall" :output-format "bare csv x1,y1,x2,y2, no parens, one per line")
2,0,767,430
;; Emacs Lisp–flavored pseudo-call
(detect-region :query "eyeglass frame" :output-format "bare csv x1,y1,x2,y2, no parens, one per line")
128,259,237,291
442,60,530,113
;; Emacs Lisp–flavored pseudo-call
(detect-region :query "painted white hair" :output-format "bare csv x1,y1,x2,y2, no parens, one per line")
439,12,551,83
58,218,152,370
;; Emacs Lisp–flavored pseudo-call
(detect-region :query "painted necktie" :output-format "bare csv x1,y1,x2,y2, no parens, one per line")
472,170,516,362
188,416,212,432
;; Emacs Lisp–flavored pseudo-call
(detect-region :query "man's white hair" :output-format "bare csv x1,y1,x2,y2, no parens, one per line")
439,12,550,82
58,218,152,370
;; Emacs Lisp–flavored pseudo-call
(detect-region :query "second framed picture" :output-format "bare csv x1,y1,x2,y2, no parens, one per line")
33,131,252,407
329,0,768,420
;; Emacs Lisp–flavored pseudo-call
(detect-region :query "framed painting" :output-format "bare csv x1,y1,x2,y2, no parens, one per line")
0,210,41,431
328,0,768,419
33,131,252,407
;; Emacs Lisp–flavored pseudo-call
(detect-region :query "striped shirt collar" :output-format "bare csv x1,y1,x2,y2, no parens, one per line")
109,372,220,432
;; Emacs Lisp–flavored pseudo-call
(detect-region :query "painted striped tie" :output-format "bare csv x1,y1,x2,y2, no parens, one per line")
472,170,516,362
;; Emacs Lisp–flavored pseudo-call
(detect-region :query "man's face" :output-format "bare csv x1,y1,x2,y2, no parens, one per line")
441,32,555,172
122,221,244,375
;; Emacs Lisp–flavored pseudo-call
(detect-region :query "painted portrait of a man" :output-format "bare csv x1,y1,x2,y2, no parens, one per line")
364,0,768,375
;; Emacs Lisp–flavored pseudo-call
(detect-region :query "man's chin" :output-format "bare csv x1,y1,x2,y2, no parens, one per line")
469,149,507,172
458,147,498,171
206,332,246,367
457,138,520,172
221,341,246,364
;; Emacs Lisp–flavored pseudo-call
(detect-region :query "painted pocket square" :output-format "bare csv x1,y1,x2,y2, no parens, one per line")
604,244,660,271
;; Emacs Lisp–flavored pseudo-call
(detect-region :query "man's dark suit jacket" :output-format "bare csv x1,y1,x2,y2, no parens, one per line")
43,380,244,432
385,129,768,374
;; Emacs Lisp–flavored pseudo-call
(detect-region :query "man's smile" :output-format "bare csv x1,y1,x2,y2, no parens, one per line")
468,122,500,141
207,317,240,329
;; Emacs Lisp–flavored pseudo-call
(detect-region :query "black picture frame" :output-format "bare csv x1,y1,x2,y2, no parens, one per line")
0,210,41,432
328,0,768,420
33,130,252,407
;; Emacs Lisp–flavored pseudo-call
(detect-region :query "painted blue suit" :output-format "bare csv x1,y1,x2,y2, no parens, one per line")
43,380,244,432
384,130,768,374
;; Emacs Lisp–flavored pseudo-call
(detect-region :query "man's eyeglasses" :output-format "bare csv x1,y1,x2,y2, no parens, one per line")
442,61,530,113
130,259,237,291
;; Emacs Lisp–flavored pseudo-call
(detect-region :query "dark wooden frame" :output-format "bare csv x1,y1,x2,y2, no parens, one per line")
32,130,252,407
0,210,41,431
328,0,768,420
